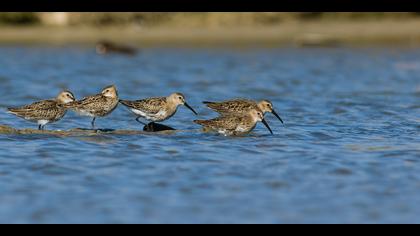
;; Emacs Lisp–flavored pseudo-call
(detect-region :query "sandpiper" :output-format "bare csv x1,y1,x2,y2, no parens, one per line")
194,109,273,136
7,90,76,130
65,85,119,129
119,93,198,126
203,99,284,124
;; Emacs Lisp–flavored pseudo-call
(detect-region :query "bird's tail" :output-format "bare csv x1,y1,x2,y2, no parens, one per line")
6,107,26,117
193,120,207,125
6,108,17,114
203,101,220,110
119,100,131,107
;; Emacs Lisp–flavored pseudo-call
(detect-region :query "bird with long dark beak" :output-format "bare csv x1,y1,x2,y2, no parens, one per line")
194,109,273,136
119,92,198,127
203,99,284,124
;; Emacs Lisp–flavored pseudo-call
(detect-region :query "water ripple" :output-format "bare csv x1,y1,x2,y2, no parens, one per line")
0,46,419,223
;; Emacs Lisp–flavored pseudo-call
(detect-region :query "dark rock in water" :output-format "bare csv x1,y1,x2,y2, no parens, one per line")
143,123,176,132
95,129,116,133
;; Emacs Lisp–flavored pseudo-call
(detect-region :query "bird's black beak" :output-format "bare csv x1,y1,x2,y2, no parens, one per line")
184,102,198,115
262,118,274,135
272,109,284,124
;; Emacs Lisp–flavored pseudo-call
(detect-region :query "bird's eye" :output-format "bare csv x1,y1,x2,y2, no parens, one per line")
179,97,183,100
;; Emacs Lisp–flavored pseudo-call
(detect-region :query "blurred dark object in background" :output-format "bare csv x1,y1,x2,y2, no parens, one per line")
295,33,342,48
96,40,138,56
0,13,39,25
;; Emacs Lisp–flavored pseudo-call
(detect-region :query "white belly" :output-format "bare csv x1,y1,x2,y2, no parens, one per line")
37,120,50,126
217,129,228,135
131,108,167,122
236,126,249,133
235,123,255,134
76,110,95,117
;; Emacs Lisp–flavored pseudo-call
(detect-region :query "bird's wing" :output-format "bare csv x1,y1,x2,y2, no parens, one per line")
8,100,57,113
121,97,166,114
7,100,63,120
204,99,255,114
66,94,104,109
195,115,240,130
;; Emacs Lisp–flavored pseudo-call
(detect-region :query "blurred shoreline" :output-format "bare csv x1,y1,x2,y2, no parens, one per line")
2,18,420,47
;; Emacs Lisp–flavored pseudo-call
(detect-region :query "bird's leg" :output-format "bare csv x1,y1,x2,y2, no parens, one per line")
91,117,96,129
135,116,147,125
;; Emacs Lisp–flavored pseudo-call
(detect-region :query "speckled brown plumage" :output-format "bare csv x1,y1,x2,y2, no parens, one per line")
203,99,258,114
7,91,75,130
65,85,119,128
9,100,65,120
120,97,168,115
203,99,284,123
194,109,273,136
120,93,197,124
67,95,119,117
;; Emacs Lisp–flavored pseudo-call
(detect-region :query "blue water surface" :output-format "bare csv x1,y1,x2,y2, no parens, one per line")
0,46,419,223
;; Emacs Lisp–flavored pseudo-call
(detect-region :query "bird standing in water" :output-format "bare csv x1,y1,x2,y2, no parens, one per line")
7,90,76,130
203,99,284,124
120,93,198,130
64,85,119,129
194,109,273,136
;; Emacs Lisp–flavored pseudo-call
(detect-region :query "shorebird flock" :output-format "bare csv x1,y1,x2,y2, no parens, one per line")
6,85,284,136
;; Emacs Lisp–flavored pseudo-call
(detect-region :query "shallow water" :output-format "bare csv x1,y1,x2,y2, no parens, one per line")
0,46,419,223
